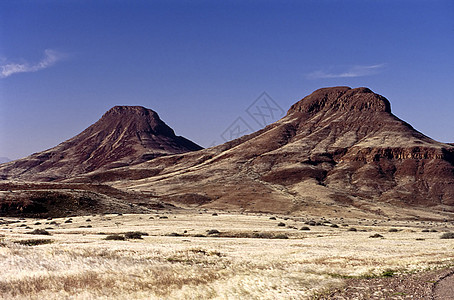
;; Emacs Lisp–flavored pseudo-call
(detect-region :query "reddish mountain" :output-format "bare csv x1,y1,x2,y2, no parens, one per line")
77,87,454,218
0,106,202,181
2,87,453,219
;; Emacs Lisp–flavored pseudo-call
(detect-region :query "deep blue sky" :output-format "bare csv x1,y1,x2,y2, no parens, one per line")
1,0,453,160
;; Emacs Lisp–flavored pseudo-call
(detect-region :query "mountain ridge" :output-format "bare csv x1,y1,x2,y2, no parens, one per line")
78,87,453,217
1,87,453,219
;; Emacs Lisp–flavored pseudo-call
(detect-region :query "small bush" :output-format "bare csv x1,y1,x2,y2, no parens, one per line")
269,217,276,220
277,222,286,227
159,216,168,219
15,239,53,246
430,229,438,232
27,229,51,235
104,234,126,241
348,227,357,232
193,234,205,237
207,229,220,235
388,228,399,232
64,219,72,223
440,232,454,239
369,233,383,238
251,232,274,239
421,229,430,232
167,232,183,237
300,226,310,231
272,234,289,239
212,213,218,216
381,269,395,277
330,224,339,228
124,231,147,239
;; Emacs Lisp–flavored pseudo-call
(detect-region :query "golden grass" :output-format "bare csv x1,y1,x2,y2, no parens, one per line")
0,212,453,299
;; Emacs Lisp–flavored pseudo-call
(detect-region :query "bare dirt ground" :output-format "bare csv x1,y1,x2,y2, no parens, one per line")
319,267,454,299
1,211,453,299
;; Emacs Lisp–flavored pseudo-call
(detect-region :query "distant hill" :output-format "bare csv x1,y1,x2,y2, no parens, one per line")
0,106,202,181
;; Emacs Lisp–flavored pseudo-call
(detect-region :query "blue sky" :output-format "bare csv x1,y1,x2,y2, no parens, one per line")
1,0,453,160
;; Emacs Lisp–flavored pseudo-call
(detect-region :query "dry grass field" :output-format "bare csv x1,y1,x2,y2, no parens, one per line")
1,212,454,299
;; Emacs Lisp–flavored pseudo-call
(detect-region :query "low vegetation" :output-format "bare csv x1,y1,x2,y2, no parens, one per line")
0,213,453,299
14,239,53,246
440,232,454,239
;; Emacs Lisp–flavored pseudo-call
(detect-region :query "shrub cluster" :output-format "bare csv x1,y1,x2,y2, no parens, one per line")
440,232,454,239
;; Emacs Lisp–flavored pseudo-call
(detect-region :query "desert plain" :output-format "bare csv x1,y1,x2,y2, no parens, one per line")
1,211,453,299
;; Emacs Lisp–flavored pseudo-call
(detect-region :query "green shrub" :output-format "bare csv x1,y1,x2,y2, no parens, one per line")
348,227,357,232
381,269,395,277
277,222,286,227
300,226,310,231
388,228,399,232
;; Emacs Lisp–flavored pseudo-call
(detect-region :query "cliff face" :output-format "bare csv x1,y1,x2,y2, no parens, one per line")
77,87,453,216
0,106,202,181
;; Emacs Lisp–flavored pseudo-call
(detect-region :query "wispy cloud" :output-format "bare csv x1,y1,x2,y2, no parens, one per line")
0,49,65,78
307,64,385,79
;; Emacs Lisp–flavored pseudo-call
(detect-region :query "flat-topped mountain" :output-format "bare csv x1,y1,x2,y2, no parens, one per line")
76,87,453,218
0,106,202,181
1,87,453,219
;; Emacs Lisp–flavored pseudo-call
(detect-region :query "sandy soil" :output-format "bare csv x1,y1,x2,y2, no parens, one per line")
320,267,454,299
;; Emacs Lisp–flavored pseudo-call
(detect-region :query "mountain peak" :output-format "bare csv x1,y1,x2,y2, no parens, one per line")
98,105,175,137
0,105,202,181
288,86,391,115
105,105,156,116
